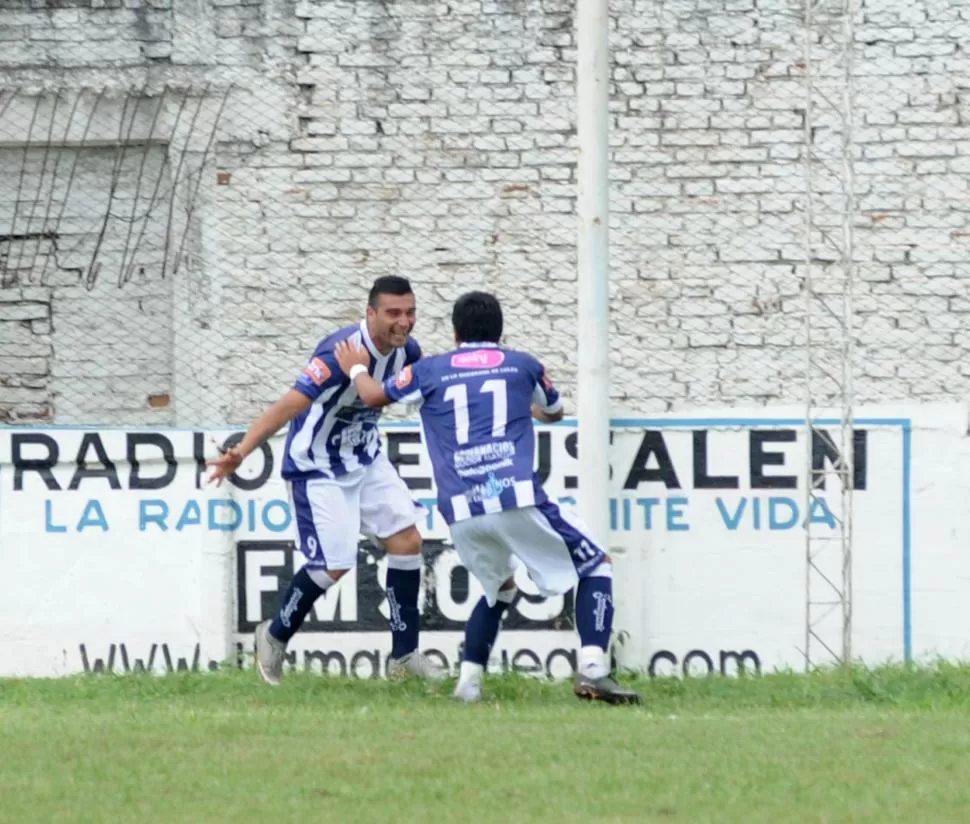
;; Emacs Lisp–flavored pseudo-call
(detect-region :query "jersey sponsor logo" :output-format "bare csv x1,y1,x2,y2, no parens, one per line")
454,441,516,477
335,405,379,424
330,423,376,449
395,365,413,389
304,357,332,386
451,348,505,370
464,471,516,504
456,458,514,479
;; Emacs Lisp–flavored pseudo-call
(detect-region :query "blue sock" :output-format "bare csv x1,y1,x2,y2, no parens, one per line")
386,555,422,659
462,595,512,666
575,574,614,650
269,567,325,644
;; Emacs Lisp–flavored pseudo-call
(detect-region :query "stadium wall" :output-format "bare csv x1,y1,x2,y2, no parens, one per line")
2,0,970,426
3,409,970,678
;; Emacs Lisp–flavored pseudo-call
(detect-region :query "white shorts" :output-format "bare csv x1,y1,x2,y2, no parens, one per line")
287,452,420,572
448,500,607,607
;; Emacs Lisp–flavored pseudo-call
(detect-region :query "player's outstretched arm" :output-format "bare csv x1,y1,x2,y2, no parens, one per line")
235,389,313,457
207,389,311,485
333,340,391,408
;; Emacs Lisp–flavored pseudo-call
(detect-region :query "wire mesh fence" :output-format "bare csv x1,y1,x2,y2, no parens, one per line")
0,0,967,427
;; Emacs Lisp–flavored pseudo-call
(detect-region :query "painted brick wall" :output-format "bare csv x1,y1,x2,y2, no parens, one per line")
0,0,967,425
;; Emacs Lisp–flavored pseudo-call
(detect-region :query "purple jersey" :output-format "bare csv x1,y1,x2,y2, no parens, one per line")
282,320,421,481
383,342,562,524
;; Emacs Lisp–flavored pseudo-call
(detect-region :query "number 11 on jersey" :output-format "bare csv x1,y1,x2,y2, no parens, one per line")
444,380,508,445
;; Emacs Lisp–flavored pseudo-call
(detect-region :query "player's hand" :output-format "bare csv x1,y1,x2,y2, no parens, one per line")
334,340,370,375
531,403,563,423
206,447,243,486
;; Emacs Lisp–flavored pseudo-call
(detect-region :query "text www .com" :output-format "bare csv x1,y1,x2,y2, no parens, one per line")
79,643,222,674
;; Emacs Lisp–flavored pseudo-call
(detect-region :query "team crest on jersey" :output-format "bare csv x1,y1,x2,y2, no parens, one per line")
451,349,505,369
304,357,331,386
395,365,413,389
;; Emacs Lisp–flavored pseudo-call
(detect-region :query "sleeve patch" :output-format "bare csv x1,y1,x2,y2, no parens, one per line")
395,364,413,389
304,356,332,386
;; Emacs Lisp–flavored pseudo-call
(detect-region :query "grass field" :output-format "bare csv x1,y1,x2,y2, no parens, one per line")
3,665,970,823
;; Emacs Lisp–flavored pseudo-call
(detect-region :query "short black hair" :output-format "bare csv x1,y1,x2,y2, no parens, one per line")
368,275,413,309
452,291,503,344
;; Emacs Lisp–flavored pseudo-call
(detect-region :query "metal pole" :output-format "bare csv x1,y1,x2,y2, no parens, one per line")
576,0,611,547
839,0,857,669
802,0,817,675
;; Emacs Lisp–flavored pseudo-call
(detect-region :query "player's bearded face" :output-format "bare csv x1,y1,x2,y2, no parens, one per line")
370,293,417,349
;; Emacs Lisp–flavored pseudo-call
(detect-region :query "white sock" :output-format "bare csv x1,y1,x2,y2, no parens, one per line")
458,660,484,685
579,645,608,680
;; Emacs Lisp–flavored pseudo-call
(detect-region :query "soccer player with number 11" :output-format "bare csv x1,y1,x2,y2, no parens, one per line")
335,291,641,705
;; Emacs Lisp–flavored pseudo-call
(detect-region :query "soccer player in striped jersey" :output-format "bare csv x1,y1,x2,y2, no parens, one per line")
208,275,445,685
334,290,641,705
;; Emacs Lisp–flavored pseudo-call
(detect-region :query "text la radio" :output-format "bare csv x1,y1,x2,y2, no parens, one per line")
236,539,575,634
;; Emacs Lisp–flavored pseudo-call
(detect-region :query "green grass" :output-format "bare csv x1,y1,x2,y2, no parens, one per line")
3,665,970,823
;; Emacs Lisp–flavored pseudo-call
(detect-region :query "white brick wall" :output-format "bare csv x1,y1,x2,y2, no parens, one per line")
0,0,967,425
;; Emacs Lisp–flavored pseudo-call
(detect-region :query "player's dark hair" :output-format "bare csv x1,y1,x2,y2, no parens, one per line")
452,291,503,344
368,275,413,309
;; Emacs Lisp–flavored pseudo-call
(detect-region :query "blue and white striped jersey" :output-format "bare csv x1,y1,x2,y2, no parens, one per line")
282,321,422,481
383,342,562,524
